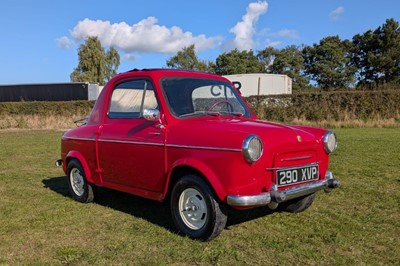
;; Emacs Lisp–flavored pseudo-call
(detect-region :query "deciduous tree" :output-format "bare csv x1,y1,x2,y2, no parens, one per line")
215,49,263,75
105,47,120,82
257,46,277,73
166,45,214,72
351,18,400,87
303,36,356,89
258,45,309,90
71,36,120,85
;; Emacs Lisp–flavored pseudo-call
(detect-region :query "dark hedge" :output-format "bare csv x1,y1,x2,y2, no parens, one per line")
246,90,400,122
1,90,399,123
0,101,95,116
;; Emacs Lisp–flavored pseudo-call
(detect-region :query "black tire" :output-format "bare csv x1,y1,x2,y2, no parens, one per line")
278,193,316,213
170,175,227,241
66,159,94,203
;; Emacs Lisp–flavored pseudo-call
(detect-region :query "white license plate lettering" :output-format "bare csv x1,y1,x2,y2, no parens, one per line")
277,166,318,186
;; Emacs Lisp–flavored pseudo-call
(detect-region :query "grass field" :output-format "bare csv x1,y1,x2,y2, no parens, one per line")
0,128,399,265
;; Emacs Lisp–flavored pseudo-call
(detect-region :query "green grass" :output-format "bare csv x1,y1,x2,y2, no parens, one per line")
0,129,399,265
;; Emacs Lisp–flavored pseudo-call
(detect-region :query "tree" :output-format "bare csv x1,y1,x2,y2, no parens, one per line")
166,45,214,72
105,47,120,81
303,36,356,89
351,18,400,87
257,46,277,73
71,36,120,85
258,45,309,90
215,49,264,75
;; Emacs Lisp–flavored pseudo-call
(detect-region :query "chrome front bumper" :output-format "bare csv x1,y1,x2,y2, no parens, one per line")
227,171,340,207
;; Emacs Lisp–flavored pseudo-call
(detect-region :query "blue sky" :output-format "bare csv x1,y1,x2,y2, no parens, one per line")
0,0,399,84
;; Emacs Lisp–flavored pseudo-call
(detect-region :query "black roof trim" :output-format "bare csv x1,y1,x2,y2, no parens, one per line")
127,68,166,72
125,68,213,74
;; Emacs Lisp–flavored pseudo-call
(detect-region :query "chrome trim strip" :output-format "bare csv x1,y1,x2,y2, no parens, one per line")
167,144,241,152
63,137,240,151
265,162,320,171
98,139,164,147
227,192,271,207
63,136,95,142
281,155,312,162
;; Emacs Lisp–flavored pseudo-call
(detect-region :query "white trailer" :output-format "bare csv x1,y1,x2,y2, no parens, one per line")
88,83,100,100
223,73,292,97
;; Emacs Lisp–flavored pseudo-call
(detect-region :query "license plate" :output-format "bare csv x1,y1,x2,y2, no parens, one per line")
276,165,319,187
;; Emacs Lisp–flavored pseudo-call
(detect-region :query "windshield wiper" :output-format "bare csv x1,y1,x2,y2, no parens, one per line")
179,111,221,118
218,111,244,117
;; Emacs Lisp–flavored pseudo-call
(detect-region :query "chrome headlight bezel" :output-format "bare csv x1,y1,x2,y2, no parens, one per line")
323,131,337,153
242,135,263,163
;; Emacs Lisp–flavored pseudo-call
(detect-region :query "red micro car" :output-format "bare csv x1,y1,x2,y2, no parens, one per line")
57,69,340,241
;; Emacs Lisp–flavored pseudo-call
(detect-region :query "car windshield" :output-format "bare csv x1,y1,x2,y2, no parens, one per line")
160,77,251,118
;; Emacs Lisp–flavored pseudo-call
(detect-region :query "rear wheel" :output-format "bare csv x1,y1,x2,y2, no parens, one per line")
170,175,227,241
66,159,94,203
278,193,316,213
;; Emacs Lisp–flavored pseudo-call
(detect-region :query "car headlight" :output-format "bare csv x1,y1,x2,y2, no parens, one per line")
323,131,337,153
242,135,263,163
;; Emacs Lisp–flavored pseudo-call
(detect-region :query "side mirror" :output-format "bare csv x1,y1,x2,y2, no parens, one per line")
143,109,160,121
143,109,165,129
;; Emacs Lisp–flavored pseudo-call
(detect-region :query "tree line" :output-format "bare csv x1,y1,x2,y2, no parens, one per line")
71,18,400,91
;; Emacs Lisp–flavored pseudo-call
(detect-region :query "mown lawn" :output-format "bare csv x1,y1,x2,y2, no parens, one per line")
0,128,399,265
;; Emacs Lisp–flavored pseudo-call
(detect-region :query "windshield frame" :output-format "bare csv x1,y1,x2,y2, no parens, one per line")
160,77,252,119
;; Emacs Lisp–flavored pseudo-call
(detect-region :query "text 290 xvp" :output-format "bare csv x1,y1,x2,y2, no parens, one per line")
277,165,319,186
56,69,340,241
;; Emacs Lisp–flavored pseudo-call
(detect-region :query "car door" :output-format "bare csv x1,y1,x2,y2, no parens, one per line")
97,78,166,192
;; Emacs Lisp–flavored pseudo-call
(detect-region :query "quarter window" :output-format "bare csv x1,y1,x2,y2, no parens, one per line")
108,80,158,119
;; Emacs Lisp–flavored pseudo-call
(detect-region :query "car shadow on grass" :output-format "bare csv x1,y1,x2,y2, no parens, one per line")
227,205,275,228
42,176,174,231
42,176,276,235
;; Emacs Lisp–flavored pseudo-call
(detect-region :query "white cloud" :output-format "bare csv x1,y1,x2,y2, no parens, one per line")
69,17,222,54
56,36,74,49
272,29,299,39
329,6,344,21
59,1,290,59
123,53,136,61
225,1,268,51
265,39,281,47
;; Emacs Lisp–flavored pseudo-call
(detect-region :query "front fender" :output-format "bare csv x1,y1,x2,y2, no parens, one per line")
164,157,227,203
66,151,94,183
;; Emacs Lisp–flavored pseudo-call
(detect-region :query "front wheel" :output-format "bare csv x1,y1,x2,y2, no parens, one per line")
66,159,94,203
170,175,227,241
278,193,316,213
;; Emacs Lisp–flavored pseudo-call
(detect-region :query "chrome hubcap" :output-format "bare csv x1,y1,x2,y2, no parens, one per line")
178,188,207,230
70,168,84,197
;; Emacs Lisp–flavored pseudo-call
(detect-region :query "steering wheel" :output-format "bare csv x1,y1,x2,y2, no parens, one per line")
208,100,234,111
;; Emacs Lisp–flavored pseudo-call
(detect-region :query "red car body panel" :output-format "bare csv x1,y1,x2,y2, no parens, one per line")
60,69,337,207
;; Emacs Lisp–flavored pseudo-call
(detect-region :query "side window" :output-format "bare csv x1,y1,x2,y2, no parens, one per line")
108,80,158,119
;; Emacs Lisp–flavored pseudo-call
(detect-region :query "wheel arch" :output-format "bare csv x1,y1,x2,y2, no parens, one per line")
163,158,227,203
66,151,93,183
